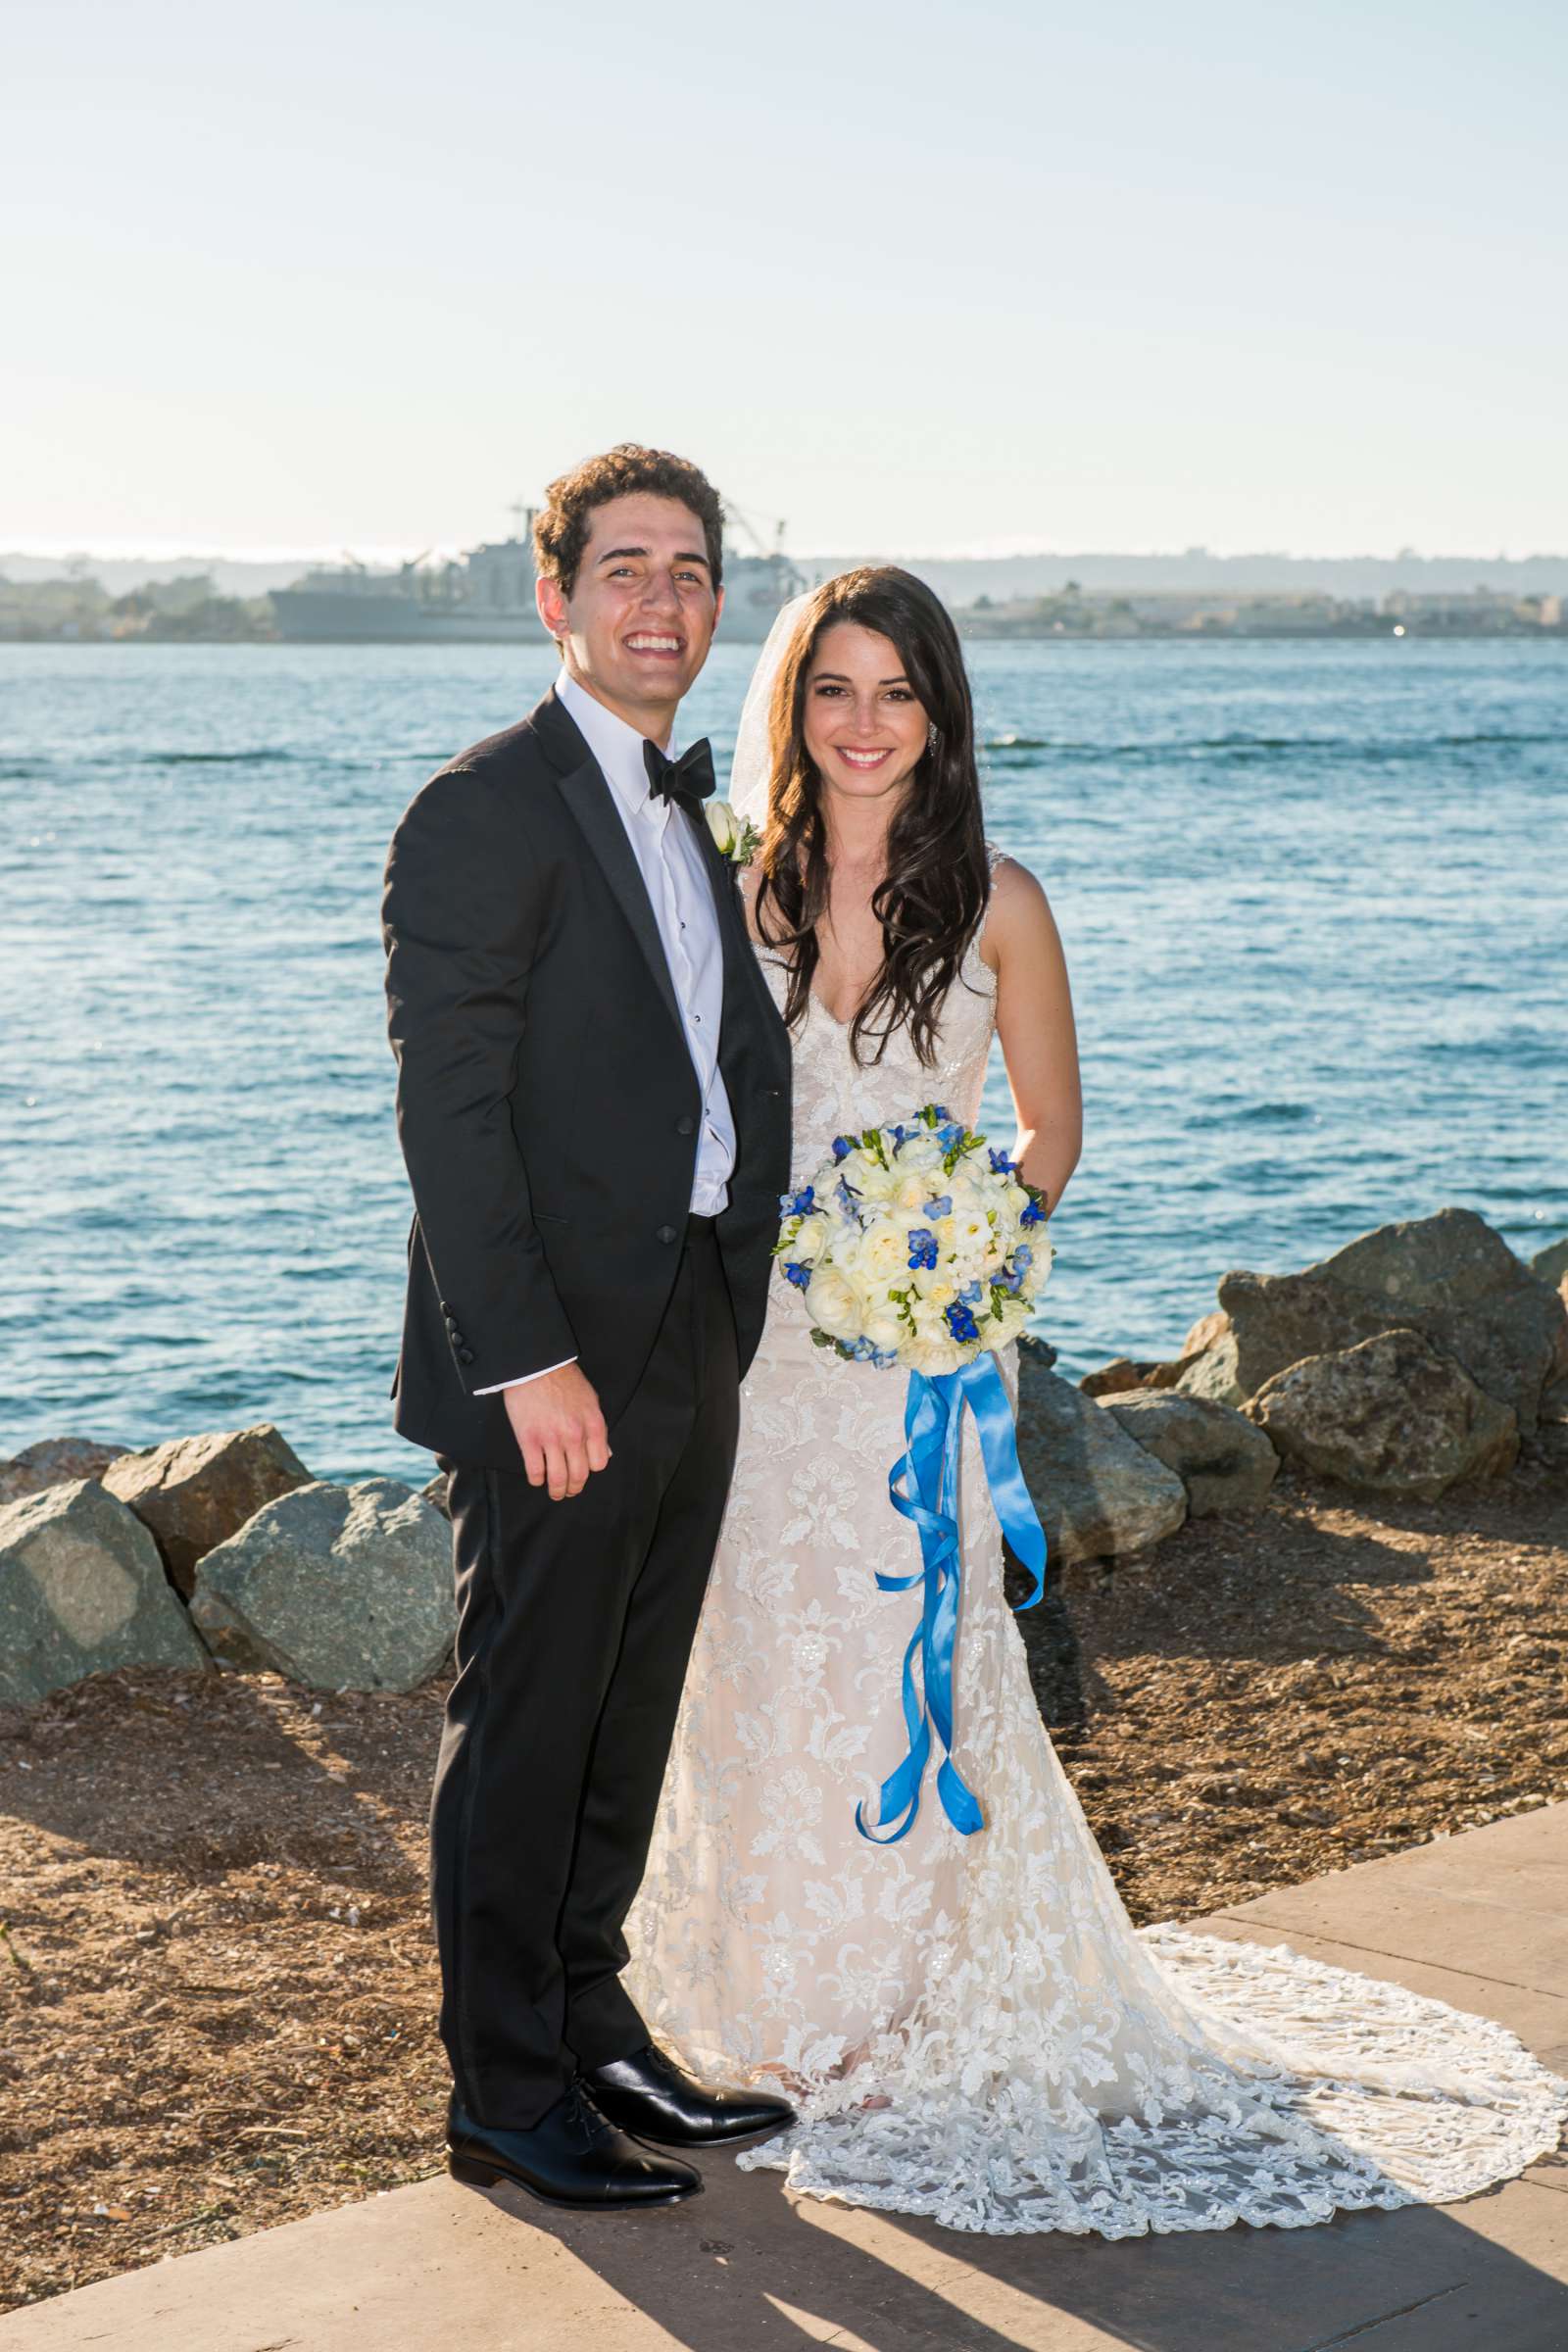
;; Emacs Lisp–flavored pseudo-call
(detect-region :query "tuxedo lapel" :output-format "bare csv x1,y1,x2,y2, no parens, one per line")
553,757,686,1044
530,689,687,1047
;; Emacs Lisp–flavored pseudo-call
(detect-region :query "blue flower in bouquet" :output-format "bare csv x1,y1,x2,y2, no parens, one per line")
832,1135,856,1162
1015,1244,1034,1269
988,1147,1017,1176
959,1280,983,1304
937,1123,963,1151
906,1227,939,1271
924,1195,952,1218
783,1261,811,1290
835,1175,862,1219
1020,1198,1044,1228
995,1263,1023,1295
781,1184,815,1218
946,1300,981,1345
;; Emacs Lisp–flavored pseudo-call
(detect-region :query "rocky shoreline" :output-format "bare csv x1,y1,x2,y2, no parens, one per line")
4,1205,1565,1714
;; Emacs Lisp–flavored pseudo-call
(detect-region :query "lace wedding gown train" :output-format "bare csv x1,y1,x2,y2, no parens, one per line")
625,901,1567,2237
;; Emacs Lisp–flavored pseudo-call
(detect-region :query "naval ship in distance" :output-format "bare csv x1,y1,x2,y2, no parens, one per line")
270,500,807,645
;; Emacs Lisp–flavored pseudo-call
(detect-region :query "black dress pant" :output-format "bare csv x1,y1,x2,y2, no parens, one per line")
432,1220,738,2128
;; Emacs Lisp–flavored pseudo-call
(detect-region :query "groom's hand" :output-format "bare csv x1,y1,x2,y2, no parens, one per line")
504,1365,612,1501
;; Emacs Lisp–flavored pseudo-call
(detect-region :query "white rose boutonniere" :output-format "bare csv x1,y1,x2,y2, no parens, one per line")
706,798,762,865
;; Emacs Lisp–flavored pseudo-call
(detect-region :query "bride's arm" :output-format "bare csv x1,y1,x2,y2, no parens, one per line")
982,857,1082,1215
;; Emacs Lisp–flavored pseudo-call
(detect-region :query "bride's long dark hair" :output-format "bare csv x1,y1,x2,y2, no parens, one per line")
754,566,990,1068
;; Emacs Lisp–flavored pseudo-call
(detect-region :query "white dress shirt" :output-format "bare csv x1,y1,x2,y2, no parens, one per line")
476,670,736,1394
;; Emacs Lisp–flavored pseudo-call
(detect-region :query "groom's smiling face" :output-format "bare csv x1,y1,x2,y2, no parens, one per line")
536,492,722,739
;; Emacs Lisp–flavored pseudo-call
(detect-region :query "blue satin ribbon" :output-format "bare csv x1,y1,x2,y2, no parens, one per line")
856,1353,1048,1845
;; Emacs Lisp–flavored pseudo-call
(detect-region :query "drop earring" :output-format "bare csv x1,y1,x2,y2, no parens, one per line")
927,721,940,753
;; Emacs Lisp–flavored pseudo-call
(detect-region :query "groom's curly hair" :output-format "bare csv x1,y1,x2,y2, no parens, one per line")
533,445,725,596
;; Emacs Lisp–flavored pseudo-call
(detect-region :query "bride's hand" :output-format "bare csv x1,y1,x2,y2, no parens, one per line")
504,1365,612,1500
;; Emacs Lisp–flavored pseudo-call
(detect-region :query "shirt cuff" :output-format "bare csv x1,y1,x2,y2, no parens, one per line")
472,1357,577,1396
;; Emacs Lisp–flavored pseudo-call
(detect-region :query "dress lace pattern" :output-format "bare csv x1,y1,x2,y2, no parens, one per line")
625,874,1567,2236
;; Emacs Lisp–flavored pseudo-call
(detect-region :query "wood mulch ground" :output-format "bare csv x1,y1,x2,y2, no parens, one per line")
3,1435,1565,2313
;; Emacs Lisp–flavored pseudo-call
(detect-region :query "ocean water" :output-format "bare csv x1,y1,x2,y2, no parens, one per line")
2,637,1564,1485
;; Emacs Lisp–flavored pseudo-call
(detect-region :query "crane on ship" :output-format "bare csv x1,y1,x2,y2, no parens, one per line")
721,495,807,611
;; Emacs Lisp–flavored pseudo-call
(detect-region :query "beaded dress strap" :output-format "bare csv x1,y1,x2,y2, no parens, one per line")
970,842,1006,983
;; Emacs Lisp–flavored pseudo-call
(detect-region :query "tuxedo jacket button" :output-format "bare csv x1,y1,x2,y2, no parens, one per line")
675,1114,696,1137
458,1347,476,1365
656,1224,678,1245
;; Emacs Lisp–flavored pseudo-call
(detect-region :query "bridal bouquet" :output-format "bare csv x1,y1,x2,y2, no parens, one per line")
775,1104,1054,1847
774,1103,1053,1376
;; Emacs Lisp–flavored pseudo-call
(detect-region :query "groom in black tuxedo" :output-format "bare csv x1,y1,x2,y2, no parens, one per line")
383,444,793,2208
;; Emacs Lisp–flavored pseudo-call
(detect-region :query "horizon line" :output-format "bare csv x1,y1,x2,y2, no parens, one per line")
5,538,1567,567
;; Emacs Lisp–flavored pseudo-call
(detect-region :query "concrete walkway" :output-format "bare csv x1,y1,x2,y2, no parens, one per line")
6,1805,1566,2352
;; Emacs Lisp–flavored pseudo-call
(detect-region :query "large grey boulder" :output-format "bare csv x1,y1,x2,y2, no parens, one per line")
103,1423,312,1595
1183,1308,1229,1358
1209,1208,1566,1436
0,1438,129,1507
190,1479,454,1690
1174,1327,1246,1408
1103,1391,1278,1515
1243,1326,1519,1501
1015,1341,1188,1564
0,1479,210,1705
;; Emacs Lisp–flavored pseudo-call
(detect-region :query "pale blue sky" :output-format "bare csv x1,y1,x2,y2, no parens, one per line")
6,0,1564,556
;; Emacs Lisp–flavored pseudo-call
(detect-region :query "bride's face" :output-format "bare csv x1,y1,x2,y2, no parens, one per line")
803,623,928,809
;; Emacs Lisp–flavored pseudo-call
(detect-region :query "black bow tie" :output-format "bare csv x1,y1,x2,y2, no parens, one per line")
643,736,716,808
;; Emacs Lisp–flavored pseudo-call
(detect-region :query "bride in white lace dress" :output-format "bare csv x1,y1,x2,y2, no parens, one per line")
625,567,1567,2236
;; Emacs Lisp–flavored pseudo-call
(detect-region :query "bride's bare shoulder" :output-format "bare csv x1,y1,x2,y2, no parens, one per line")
979,852,1055,971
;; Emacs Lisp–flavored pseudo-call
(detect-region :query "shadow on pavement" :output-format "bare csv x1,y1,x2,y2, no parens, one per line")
470,2148,1568,2352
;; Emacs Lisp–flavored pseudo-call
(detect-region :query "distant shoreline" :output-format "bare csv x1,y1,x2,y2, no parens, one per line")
5,564,1566,648
5,621,1566,647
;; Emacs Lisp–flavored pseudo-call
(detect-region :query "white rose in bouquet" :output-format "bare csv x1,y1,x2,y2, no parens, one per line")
791,1211,833,1264
857,1215,913,1285
861,1301,908,1352
911,1279,963,1317
807,1264,865,1343
855,1160,902,1205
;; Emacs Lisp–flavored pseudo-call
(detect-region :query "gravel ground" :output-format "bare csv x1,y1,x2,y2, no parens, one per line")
3,1440,1565,2312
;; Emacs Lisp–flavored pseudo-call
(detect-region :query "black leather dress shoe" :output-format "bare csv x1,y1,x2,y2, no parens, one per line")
447,2085,701,2209
580,2044,797,2147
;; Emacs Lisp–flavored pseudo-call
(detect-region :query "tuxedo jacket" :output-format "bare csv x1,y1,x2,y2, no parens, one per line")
382,685,793,1469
